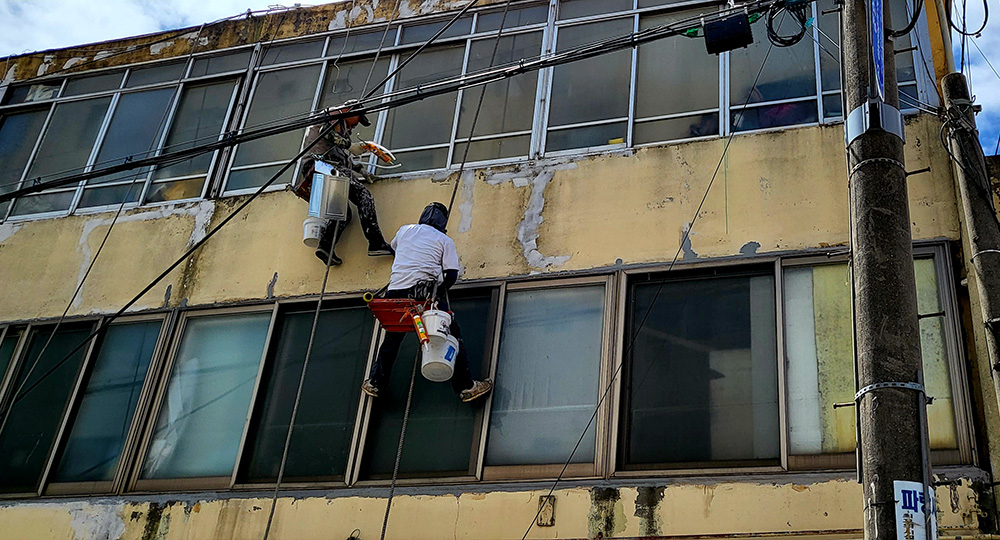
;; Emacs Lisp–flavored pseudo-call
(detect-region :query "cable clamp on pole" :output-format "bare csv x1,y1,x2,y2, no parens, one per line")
855,381,925,401
971,249,1000,261
845,100,905,145
849,157,906,177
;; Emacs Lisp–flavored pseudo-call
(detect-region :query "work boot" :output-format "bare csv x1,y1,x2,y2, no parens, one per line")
368,242,394,257
460,379,493,403
315,244,342,266
361,379,379,398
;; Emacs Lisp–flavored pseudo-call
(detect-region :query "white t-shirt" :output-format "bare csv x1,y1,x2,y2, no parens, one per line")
388,224,461,290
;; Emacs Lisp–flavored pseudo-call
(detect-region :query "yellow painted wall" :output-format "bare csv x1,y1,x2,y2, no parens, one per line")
0,478,985,540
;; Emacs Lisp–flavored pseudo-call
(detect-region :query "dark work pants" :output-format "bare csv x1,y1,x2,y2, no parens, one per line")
369,288,475,394
319,176,387,252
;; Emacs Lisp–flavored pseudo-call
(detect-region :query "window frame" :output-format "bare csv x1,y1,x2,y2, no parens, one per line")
127,304,277,493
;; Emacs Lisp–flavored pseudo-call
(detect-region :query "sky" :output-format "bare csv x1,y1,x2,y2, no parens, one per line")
0,0,998,152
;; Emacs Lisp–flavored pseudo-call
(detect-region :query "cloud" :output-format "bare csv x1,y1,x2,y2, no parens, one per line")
948,0,1000,153
0,1,311,58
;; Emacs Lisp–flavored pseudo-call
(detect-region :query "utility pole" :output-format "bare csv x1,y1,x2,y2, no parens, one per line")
842,0,934,538
941,72,1000,430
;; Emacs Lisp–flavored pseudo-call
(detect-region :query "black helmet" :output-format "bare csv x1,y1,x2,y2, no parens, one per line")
419,202,449,233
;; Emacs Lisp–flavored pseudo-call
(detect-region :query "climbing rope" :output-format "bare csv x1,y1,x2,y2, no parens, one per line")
379,345,423,540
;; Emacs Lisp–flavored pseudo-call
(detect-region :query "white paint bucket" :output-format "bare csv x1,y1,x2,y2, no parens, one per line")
302,216,325,247
421,334,458,382
421,310,452,345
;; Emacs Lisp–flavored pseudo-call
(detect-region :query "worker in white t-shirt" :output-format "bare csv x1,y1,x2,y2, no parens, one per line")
362,202,493,402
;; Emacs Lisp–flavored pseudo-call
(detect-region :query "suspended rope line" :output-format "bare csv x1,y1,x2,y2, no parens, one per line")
519,40,777,540
362,0,402,96
379,346,422,540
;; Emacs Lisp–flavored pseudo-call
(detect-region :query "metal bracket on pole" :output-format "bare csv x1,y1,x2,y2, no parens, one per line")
855,381,925,401
845,100,905,145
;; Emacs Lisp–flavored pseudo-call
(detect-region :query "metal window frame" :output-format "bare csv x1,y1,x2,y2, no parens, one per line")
0,318,100,499
233,296,376,489
480,275,615,482
42,313,172,496
127,304,276,493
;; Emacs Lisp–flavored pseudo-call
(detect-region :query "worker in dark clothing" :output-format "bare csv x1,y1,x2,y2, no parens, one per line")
294,100,393,265
362,202,493,402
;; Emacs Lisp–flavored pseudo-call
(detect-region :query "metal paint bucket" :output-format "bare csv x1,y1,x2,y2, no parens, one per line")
308,161,349,221
421,334,458,382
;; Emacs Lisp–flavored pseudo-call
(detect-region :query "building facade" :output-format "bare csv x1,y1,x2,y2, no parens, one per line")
0,0,996,539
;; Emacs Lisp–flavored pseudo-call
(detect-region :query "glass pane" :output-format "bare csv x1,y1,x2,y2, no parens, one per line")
244,306,374,482
25,97,113,182
453,135,530,163
486,286,604,466
0,109,49,196
458,33,542,138
549,19,632,126
732,100,818,131
824,93,843,118
634,113,719,144
327,30,397,57
10,190,77,216
145,178,206,203
784,261,959,455
63,72,124,96
152,79,236,182
226,165,295,193
546,121,627,151
362,292,492,478
558,0,632,19
126,62,186,88
730,16,816,105
189,50,251,77
4,83,60,105
900,84,918,108
400,17,473,45
0,323,92,493
141,312,271,479
639,0,693,5
477,6,548,31
78,184,141,208
319,57,390,142
384,46,464,148
625,274,779,467
637,11,719,119
83,87,176,193
391,147,450,173
230,65,322,189
261,39,324,65
0,329,23,385
889,0,916,83
817,0,841,93
51,321,161,483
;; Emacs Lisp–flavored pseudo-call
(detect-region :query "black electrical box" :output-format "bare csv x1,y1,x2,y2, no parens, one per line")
704,13,754,55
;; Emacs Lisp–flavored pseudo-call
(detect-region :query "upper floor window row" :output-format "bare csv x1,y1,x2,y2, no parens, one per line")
0,244,972,496
0,0,934,221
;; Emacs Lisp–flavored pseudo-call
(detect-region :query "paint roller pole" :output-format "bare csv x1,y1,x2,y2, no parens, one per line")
842,0,933,538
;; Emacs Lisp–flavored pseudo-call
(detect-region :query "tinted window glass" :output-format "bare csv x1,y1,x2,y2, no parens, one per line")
384,45,464,151
189,51,251,77
63,71,124,96
126,62,186,88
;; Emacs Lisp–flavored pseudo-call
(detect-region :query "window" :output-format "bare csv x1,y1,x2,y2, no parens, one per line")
358,289,496,480
0,323,94,494
227,65,322,193
783,251,965,467
147,79,239,203
485,281,608,478
0,108,49,218
48,320,162,492
621,271,779,469
138,310,271,485
547,18,633,151
241,303,374,483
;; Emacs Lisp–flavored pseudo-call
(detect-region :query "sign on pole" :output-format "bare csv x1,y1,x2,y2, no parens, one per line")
871,0,885,101
894,481,937,540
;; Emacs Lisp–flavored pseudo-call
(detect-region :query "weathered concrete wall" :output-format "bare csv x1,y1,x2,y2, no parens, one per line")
0,115,961,322
0,475,987,540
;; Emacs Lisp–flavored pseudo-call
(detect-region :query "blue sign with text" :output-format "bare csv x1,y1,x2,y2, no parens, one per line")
871,0,885,101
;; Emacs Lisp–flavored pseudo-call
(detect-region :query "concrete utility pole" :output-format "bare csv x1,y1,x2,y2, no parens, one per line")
941,73,1000,426
842,0,934,538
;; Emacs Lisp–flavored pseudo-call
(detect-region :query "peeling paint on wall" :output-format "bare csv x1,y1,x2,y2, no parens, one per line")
69,502,127,540
589,487,625,539
93,51,114,61
681,221,698,260
63,57,87,70
457,169,475,233
517,171,571,269
36,55,54,76
634,486,664,536
0,222,22,244
149,41,175,55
